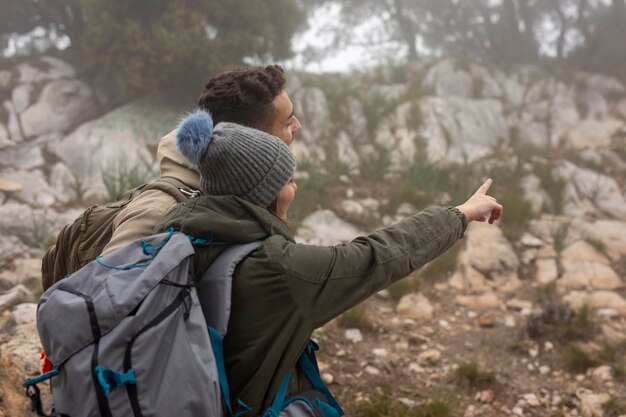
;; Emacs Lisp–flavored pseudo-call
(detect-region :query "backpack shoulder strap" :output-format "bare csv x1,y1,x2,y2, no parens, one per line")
196,241,263,335
143,177,201,203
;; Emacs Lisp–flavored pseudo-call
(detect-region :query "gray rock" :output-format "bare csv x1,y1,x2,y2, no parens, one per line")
516,122,549,148
419,96,508,164
584,73,624,96
293,87,330,143
0,285,34,312
576,388,609,417
48,162,78,204
564,291,626,316
557,161,626,220
559,260,621,290
451,222,519,286
469,64,502,99
3,100,23,142
20,79,98,138
336,131,360,173
0,144,44,169
617,99,626,119
423,60,473,98
396,293,434,321
11,258,43,293
499,74,525,107
11,83,34,114
0,123,9,147
346,97,367,140
565,118,623,150
17,56,76,84
0,69,13,90
296,210,363,245
0,274,14,292
0,235,31,264
520,174,550,213
375,102,419,171
0,168,57,207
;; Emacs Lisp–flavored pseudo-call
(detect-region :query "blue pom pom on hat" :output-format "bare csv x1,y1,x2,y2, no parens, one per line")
176,110,214,166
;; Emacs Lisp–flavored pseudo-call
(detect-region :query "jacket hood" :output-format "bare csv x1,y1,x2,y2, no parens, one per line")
157,129,201,189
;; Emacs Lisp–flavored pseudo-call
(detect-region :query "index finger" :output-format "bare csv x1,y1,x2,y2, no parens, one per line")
476,178,493,195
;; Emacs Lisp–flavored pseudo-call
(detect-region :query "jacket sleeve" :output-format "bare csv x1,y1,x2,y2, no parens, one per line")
103,190,178,254
267,206,467,328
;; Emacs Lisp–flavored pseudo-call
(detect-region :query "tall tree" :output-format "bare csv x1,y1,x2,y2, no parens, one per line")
79,0,306,97
0,0,83,55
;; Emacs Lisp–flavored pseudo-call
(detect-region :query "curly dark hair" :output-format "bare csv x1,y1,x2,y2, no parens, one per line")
197,65,286,132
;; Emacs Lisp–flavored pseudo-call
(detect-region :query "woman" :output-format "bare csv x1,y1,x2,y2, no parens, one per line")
160,110,503,416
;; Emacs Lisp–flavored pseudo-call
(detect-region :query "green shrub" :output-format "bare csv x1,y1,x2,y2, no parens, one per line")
454,362,497,389
561,346,599,373
355,390,455,417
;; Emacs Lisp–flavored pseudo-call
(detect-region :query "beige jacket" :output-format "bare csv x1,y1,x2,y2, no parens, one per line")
102,130,200,254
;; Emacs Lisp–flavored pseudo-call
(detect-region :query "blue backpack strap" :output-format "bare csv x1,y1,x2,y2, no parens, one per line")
298,341,344,417
262,370,293,417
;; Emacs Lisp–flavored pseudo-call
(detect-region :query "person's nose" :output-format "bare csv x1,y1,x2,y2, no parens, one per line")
292,116,302,133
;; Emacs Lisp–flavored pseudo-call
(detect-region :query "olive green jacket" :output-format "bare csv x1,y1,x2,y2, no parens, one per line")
157,196,468,416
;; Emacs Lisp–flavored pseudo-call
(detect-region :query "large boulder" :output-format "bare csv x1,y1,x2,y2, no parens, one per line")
419,96,508,164
20,79,99,138
557,161,626,220
449,223,519,292
17,56,76,84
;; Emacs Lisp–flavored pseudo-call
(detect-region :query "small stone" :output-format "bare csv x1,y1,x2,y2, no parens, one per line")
575,374,586,382
529,348,539,358
345,328,363,343
467,311,478,319
590,365,613,385
321,373,334,385
477,312,497,327
512,406,524,416
544,341,554,351
335,349,347,357
507,298,533,311
504,315,517,327
409,363,424,373
364,365,380,376
476,389,495,404
396,293,435,320
373,348,388,357
539,366,551,375
438,319,450,329
417,349,442,365
398,398,416,408
523,393,540,407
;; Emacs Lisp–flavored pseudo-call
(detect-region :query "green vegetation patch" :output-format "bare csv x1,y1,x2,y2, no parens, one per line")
355,390,455,417
454,361,498,390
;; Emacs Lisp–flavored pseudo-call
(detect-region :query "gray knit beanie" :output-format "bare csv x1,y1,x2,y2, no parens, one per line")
175,110,295,208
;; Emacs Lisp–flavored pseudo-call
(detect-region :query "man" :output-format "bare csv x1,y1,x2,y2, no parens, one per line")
103,65,301,253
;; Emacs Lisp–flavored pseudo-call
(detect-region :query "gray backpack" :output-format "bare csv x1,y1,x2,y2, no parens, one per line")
26,230,343,417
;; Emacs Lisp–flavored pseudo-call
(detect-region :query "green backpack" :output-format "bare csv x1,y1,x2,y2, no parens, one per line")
41,177,200,291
